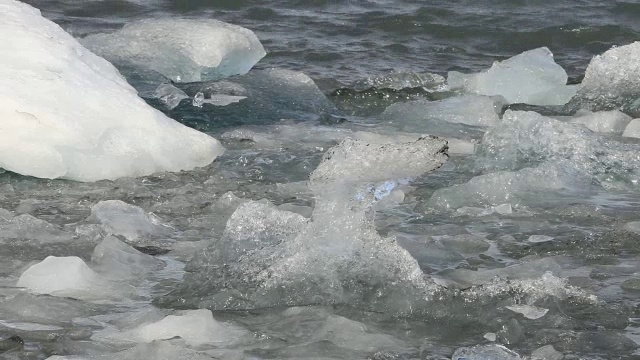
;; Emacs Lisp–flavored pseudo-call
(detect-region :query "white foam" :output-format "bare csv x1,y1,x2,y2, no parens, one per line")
83,18,266,83
0,0,224,181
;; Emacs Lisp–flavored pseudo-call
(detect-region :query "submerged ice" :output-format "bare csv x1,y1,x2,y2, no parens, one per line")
0,0,224,181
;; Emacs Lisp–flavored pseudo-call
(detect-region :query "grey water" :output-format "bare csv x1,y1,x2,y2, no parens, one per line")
2,0,640,359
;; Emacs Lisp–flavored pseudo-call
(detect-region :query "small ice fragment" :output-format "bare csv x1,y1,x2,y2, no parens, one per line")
506,304,549,319
203,95,247,106
456,206,495,217
623,119,640,139
530,345,563,360
16,256,116,300
484,332,497,342
493,203,513,215
154,83,188,110
620,278,640,292
528,235,554,243
570,110,632,134
89,200,169,242
193,92,205,108
452,344,522,360
127,309,244,347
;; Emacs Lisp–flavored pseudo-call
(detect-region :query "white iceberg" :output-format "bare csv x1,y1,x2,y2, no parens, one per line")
83,18,266,83
448,47,576,106
0,0,224,182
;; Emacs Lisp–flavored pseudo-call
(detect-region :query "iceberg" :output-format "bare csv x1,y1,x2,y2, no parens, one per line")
448,47,576,106
0,0,224,181
83,18,266,83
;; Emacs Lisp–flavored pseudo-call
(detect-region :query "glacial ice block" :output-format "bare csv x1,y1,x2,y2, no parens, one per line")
567,42,640,116
17,256,117,300
83,18,266,83
448,47,576,106
89,200,169,242
126,309,244,347
0,0,224,181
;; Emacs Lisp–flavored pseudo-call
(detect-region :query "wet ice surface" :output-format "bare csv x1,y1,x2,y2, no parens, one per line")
4,3,640,359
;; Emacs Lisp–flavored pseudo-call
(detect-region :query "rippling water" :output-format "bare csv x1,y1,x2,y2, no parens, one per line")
24,0,640,85
4,1,640,359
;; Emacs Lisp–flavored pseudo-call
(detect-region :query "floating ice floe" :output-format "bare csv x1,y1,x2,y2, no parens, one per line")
157,136,448,313
530,345,563,360
569,110,632,134
154,83,188,110
448,47,577,106
623,118,640,138
111,309,245,347
451,344,522,360
505,304,549,319
0,0,224,181
567,41,640,116
89,200,170,242
476,110,640,189
83,18,266,83
91,236,161,279
0,214,72,243
17,256,126,301
381,95,504,131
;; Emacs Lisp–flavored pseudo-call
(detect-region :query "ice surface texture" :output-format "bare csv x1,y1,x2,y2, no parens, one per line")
157,136,448,313
0,0,224,181
448,47,576,106
83,19,266,83
567,42,640,116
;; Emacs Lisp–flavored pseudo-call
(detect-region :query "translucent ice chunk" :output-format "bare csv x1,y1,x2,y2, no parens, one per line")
381,95,504,131
567,42,640,116
505,304,549,319
428,162,585,210
451,344,522,360
83,19,266,83
310,137,448,185
530,345,563,360
570,110,632,134
91,236,161,279
448,47,575,105
157,136,448,313
623,118,640,138
17,256,119,300
89,200,169,242
0,0,224,181
154,83,188,110
477,110,640,189
126,309,244,347
0,214,71,243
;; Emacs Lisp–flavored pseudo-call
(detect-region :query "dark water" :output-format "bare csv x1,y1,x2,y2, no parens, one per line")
24,0,640,87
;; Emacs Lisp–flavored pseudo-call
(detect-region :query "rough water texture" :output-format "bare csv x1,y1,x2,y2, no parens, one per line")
2,0,640,359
